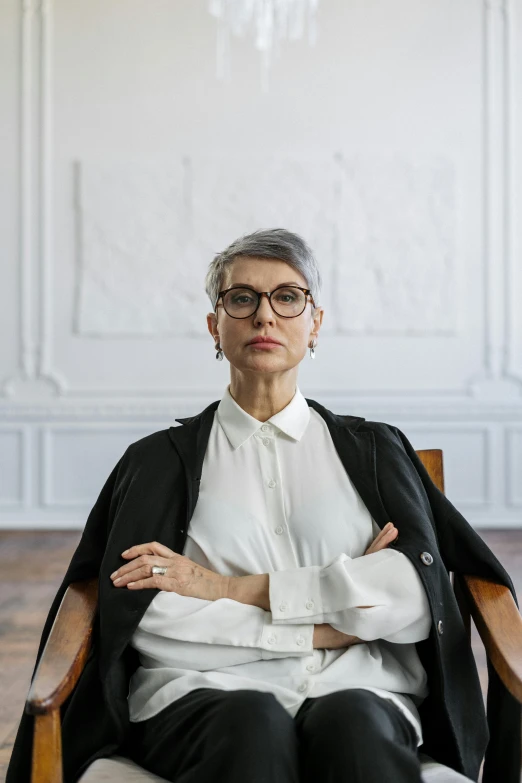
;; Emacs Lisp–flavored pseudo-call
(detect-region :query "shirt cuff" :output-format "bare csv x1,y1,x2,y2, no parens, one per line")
257,614,315,658
269,565,324,624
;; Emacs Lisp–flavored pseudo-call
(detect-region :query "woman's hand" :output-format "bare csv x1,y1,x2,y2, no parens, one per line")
313,623,365,650
109,541,228,601
364,522,398,555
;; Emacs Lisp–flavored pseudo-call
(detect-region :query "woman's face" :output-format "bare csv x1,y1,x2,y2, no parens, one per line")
207,256,324,376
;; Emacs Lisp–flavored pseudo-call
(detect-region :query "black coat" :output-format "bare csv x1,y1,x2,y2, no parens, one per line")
7,398,521,783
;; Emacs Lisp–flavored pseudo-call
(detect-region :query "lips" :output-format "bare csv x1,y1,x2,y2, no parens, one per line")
247,337,282,345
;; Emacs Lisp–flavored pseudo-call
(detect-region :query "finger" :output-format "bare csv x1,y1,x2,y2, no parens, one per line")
372,527,398,552
366,525,397,554
126,575,166,590
112,564,157,587
121,542,176,559
111,556,170,583
115,563,172,587
369,523,393,548
368,523,393,545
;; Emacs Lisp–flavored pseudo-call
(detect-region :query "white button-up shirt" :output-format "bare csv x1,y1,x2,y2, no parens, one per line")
128,385,431,745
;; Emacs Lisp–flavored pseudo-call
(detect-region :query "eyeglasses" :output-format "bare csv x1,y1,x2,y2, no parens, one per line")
215,285,315,319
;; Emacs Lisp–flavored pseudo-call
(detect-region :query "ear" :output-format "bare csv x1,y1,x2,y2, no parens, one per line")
310,306,324,340
207,312,219,341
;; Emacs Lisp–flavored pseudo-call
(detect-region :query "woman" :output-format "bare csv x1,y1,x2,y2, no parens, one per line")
6,229,519,783
119,228,431,783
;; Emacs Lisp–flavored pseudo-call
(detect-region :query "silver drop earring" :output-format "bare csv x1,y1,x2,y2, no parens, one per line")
309,339,317,359
215,342,224,361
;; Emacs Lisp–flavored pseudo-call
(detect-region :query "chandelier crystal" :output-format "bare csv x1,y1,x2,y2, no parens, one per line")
208,0,320,91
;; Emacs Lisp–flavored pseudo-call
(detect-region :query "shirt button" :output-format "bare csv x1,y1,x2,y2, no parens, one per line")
305,600,314,610
263,438,271,446
261,424,270,432
279,602,288,612
298,681,309,693
296,636,305,646
267,479,277,488
420,552,434,566
306,664,315,672
438,620,444,635
275,525,284,535
267,635,276,644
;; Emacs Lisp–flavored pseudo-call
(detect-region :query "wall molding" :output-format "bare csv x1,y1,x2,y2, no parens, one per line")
3,0,66,399
39,424,150,507
506,426,522,507
0,427,30,508
1,397,522,421
396,425,492,506
469,0,522,396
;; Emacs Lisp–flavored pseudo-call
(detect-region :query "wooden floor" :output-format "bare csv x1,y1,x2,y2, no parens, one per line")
1,529,522,781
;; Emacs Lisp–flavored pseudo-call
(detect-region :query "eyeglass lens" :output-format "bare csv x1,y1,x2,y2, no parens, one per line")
223,287,307,318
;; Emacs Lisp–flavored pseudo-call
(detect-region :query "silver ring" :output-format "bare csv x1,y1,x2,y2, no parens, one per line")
151,565,167,576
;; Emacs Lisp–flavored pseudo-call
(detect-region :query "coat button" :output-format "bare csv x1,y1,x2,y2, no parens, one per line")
305,600,314,610
420,552,434,566
437,620,443,635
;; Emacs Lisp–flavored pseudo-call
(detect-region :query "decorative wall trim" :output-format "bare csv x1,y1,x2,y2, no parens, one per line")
40,424,150,508
506,426,522,507
0,427,29,508
468,0,522,396
506,0,522,382
1,398,522,422
3,0,65,399
392,425,492,506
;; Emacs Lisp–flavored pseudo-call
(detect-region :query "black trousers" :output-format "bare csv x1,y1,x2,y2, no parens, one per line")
126,687,423,783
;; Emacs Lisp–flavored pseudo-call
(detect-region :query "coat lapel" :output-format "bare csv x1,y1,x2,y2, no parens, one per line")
305,398,392,531
169,400,220,529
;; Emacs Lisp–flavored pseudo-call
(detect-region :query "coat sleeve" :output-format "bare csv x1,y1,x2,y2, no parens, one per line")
132,591,315,661
386,424,521,783
6,453,127,783
268,548,432,643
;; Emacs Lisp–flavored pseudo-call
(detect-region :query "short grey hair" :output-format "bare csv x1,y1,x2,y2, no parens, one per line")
205,228,322,312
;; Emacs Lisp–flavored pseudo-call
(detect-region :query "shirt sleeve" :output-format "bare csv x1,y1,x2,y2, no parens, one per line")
133,590,315,659
268,549,432,643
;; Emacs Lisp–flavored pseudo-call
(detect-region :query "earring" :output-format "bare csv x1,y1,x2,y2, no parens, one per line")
215,342,224,361
309,338,317,359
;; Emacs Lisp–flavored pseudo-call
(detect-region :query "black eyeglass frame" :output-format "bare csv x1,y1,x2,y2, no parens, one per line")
215,285,316,319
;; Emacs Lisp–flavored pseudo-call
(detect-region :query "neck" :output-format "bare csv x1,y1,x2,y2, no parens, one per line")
228,375,298,422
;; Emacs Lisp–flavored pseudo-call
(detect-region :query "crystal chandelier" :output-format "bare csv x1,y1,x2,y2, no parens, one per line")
208,0,320,91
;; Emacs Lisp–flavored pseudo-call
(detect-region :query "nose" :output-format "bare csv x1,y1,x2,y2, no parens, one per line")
253,293,276,324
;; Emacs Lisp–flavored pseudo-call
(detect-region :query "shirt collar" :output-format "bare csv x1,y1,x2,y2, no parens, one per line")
216,384,311,450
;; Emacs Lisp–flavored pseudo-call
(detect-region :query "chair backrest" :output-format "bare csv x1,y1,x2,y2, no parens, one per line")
415,449,445,494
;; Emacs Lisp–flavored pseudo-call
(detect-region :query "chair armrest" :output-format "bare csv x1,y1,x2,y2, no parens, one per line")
461,574,522,703
26,578,98,715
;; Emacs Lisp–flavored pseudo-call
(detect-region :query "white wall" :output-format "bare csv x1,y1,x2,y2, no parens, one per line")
1,0,522,529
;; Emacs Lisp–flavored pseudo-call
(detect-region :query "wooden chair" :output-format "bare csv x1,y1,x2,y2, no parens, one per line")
23,450,522,783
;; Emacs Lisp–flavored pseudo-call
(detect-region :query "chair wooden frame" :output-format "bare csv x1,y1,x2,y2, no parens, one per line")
23,449,522,783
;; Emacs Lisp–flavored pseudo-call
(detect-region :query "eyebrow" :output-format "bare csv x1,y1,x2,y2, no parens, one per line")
228,281,303,289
